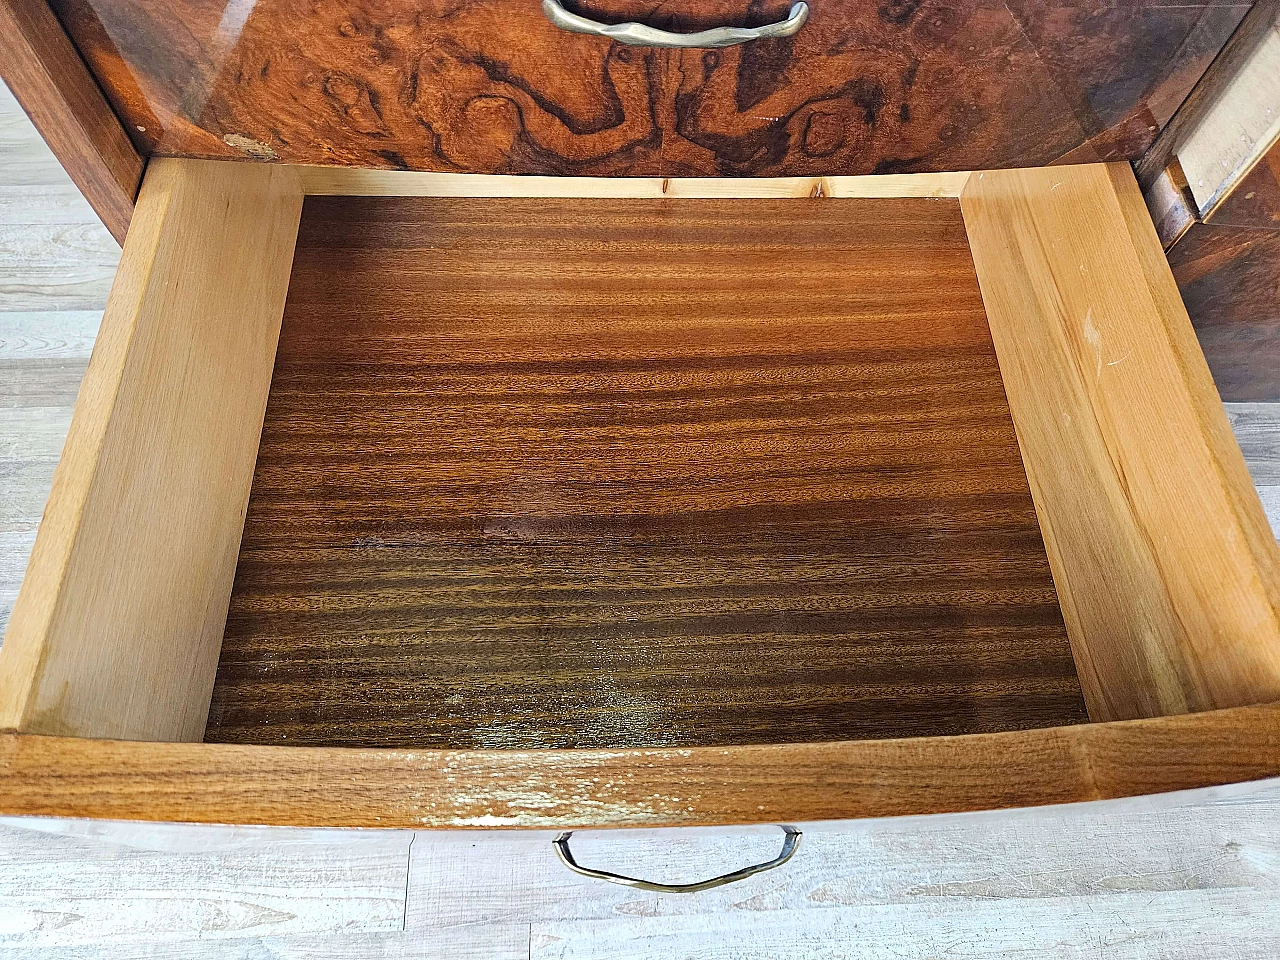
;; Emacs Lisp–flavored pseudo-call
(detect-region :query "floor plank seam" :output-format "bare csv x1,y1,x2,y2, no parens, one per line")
402,831,415,932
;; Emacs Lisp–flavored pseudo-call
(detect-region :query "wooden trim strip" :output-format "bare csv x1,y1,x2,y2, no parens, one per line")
1137,0,1280,192
961,162,1280,721
1137,0,1280,219
1143,158,1200,251
0,0,143,244
293,166,972,199
1179,15,1280,219
0,158,303,743
1,705,1279,827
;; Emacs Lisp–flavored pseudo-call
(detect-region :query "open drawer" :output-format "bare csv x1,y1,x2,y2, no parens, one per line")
1,160,1279,829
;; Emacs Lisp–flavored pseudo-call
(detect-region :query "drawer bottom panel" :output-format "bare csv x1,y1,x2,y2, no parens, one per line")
203,196,1088,750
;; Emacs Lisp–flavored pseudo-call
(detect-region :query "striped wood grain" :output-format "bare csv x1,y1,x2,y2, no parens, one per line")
204,194,1085,749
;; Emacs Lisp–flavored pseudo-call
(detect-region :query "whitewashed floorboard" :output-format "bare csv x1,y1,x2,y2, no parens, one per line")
1,927,531,959
0,97,105,633
528,888,1280,960
0,407,75,460
1226,402,1280,485
0,180,119,313
0,186,127,227
0,460,62,528
0,310,101,359
407,787,1280,933
0,90,116,321
0,819,413,949
0,85,99,188
1257,487,1280,537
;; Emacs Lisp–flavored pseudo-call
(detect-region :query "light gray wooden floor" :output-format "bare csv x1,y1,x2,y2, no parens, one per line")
3,80,1280,958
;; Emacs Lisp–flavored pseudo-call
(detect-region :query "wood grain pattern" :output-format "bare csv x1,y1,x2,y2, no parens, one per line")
1171,226,1280,402
1006,0,1251,162
0,817,413,948
1144,157,1198,250
46,0,1247,176
0,0,142,243
529,890,1280,959
1227,402,1280,484
1137,0,1280,190
1169,140,1280,402
294,167,972,198
10,88,1280,957
9,703,1280,826
1175,8,1280,216
0,158,302,742
407,791,1280,930
5,786,1280,955
960,162,1280,721
204,194,1085,749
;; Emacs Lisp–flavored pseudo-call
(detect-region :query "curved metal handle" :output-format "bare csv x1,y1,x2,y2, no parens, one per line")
552,826,801,894
542,0,809,48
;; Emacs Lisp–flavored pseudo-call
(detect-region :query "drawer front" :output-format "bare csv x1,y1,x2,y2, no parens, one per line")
53,0,1245,175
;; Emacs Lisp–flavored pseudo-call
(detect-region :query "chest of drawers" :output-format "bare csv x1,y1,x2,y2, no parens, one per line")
2,1,1280,906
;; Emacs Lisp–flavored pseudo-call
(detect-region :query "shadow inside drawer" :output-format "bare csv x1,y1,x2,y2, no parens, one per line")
203,196,1087,749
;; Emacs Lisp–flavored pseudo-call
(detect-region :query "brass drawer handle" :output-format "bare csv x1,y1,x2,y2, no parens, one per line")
552,826,801,893
541,0,809,47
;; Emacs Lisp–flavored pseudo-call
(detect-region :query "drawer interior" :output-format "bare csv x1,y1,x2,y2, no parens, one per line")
4,161,1278,770
204,196,1087,748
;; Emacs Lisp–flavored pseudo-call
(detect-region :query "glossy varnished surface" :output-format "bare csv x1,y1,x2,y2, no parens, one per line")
1171,143,1280,401
10,703,1280,826
0,0,141,242
204,196,1085,749
49,0,1248,176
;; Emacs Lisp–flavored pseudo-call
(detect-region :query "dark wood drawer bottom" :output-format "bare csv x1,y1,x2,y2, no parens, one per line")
204,196,1085,750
